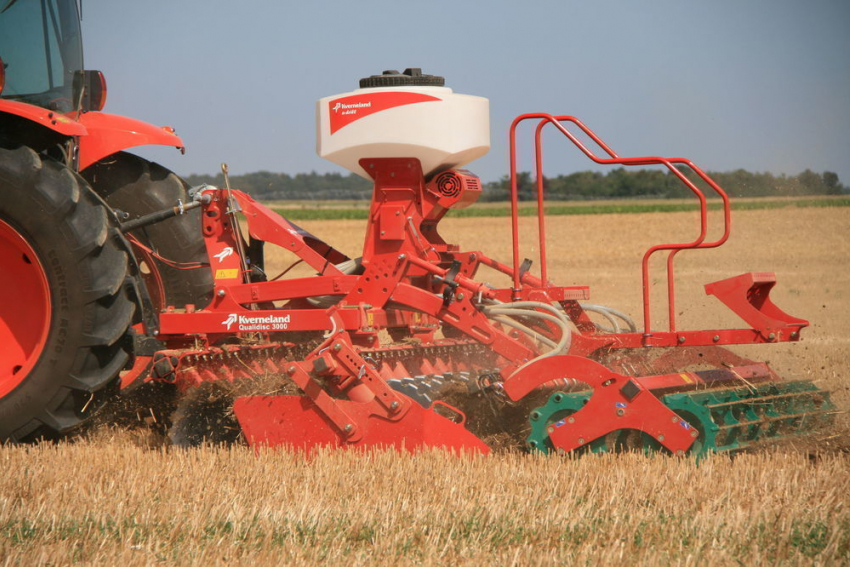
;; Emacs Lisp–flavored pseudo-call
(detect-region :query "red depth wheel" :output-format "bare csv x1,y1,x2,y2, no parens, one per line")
0,218,51,398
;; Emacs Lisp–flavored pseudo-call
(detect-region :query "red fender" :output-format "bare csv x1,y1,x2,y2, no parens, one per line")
77,111,184,170
0,101,184,169
0,99,87,136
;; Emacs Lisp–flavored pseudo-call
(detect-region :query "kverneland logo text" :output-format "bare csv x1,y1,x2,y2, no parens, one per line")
222,313,291,331
332,101,371,113
328,92,440,134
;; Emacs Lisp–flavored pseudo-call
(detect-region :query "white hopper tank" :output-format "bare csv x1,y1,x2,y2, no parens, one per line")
316,68,490,180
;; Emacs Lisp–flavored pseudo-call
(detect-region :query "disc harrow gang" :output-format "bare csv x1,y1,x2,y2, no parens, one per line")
387,373,473,408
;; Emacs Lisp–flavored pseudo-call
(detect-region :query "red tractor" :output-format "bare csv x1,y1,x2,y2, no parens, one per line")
0,3,834,454
0,0,211,441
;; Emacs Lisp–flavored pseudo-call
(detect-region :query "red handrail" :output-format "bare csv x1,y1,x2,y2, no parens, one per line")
508,114,732,336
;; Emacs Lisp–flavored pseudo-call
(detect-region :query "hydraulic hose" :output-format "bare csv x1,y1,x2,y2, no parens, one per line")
481,300,573,375
579,303,637,333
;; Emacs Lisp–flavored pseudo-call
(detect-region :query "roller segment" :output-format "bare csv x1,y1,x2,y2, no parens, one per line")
527,392,595,452
527,380,835,456
526,391,661,453
527,391,666,454
661,380,836,455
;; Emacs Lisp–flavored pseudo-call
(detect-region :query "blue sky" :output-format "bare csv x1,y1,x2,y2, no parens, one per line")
83,0,850,184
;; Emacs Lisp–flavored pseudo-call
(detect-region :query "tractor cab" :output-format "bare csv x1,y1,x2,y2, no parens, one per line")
0,0,106,115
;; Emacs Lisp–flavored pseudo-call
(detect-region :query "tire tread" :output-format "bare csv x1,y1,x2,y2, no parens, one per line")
0,146,133,442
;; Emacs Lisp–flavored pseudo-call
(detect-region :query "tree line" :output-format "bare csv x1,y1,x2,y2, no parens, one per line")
184,168,846,202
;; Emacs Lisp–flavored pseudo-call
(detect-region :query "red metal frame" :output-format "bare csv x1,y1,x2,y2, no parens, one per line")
127,115,808,453
510,114,732,337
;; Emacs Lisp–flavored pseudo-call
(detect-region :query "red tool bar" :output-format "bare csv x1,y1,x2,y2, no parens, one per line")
581,326,804,351
405,255,497,300
509,114,731,335
157,307,388,335
476,253,544,288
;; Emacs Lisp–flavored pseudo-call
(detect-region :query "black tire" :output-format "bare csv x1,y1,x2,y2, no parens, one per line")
83,152,213,309
0,146,135,442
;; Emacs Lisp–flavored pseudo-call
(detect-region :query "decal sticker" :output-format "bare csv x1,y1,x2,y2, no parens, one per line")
223,313,238,330
680,373,693,384
214,247,234,262
221,313,291,332
328,91,440,134
215,269,239,280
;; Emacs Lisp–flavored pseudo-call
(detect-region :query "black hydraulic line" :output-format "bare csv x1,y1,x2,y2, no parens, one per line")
119,193,211,234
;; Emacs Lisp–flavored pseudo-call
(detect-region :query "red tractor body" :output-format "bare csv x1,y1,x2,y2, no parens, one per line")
0,0,211,442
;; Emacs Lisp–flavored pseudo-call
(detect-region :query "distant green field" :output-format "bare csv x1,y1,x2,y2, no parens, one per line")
270,196,850,221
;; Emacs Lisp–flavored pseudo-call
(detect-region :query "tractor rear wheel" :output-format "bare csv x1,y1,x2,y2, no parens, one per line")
0,146,135,442
83,152,213,310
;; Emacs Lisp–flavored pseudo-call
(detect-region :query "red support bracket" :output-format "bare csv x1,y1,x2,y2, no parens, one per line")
546,374,697,455
705,272,808,340
502,355,697,453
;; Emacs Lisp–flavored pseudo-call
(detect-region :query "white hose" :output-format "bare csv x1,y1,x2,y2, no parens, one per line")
481,298,636,378
580,304,621,333
481,300,573,376
490,315,559,349
580,303,637,333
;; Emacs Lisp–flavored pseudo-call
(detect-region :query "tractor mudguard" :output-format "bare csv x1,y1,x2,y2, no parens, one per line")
77,111,184,170
0,99,87,137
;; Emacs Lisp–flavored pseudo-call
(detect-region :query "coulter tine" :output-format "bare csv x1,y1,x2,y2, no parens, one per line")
378,363,396,381
264,358,281,374
419,359,436,375
392,362,409,379
433,358,451,374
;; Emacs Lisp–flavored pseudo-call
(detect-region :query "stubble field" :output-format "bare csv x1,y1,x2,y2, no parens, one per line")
1,205,848,566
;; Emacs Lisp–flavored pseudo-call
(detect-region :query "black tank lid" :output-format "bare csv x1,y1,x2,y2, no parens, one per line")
359,68,445,89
